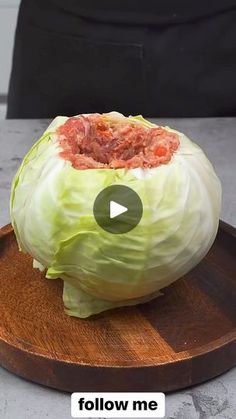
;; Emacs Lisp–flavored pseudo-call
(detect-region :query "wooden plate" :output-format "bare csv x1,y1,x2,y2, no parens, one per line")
0,221,235,392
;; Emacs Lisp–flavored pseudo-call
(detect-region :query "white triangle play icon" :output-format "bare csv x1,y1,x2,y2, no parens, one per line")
110,200,128,219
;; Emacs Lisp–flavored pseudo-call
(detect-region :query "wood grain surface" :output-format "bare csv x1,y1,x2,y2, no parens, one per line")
0,221,235,392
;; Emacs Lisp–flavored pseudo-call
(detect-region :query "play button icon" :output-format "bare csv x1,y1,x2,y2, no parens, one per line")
93,185,143,234
110,201,128,219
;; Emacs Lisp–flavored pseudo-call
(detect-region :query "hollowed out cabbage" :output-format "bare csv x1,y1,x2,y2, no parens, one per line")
10,113,222,318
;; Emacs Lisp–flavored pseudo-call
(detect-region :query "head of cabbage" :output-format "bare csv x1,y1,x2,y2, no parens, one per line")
10,113,222,318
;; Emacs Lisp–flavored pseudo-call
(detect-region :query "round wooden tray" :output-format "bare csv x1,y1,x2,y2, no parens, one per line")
0,222,235,392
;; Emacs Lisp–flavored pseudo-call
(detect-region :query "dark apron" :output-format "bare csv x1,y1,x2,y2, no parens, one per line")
7,0,236,118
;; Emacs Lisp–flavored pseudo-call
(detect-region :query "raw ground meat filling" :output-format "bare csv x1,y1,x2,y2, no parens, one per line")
57,114,180,169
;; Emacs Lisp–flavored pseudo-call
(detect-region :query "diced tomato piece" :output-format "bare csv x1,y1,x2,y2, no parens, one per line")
154,146,168,157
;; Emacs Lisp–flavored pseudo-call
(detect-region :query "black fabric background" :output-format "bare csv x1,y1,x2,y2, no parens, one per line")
7,0,236,118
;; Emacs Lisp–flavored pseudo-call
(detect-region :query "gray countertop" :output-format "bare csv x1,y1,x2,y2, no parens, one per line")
0,118,235,419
